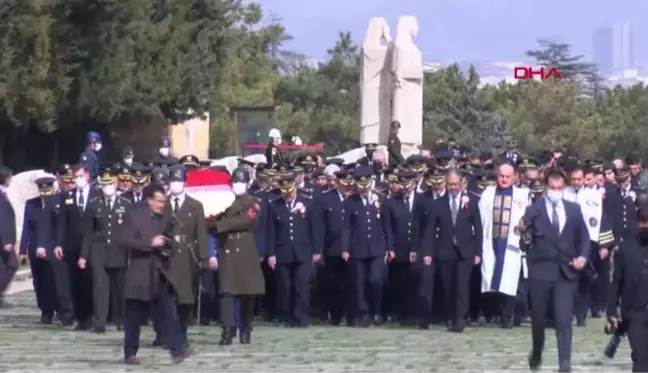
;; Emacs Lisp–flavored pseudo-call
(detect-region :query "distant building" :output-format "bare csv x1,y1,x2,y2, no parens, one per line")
613,22,634,71
593,27,613,74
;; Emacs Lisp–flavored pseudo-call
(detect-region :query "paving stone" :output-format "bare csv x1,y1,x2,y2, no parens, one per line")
0,290,634,372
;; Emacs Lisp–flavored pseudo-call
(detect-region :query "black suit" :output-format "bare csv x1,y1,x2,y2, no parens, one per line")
424,192,482,329
0,189,17,297
57,187,95,325
521,198,590,367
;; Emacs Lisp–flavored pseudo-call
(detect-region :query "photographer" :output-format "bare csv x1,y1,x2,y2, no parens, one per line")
607,189,648,372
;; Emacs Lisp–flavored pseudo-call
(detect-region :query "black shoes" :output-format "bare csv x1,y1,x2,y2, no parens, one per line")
219,327,233,346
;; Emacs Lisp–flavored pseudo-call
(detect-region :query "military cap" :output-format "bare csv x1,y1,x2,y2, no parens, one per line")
116,165,132,180
364,143,378,152
160,136,171,147
292,164,304,173
131,164,150,184
335,169,354,185
476,171,495,190
199,160,213,168
398,169,416,187
529,180,546,194
312,169,325,180
122,146,134,157
278,171,296,190
98,167,118,185
86,131,101,143
232,166,250,184
382,166,398,182
35,176,56,195
615,167,630,181
151,167,170,184
58,164,74,181
390,120,401,129
297,154,317,166
353,166,373,188
169,164,187,182
180,155,200,168
424,168,444,186
406,155,427,173
325,158,345,167
518,157,538,171
586,158,604,171
276,164,292,174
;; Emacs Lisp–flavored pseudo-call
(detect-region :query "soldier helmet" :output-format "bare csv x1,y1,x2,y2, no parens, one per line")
179,155,200,169
169,165,187,182
390,120,401,129
160,136,172,148
151,167,170,184
86,131,101,144
232,166,251,184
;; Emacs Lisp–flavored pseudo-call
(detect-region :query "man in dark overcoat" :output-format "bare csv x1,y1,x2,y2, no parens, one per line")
119,183,189,365
209,165,265,345
166,164,210,343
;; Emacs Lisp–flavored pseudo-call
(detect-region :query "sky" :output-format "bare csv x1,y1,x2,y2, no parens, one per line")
257,0,648,65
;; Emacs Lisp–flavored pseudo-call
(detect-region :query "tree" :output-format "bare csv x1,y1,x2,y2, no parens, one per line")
526,39,596,80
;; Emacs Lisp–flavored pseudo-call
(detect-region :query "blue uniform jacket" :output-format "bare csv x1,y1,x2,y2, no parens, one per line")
20,196,59,258
267,195,315,264
313,189,346,257
79,148,99,180
342,193,392,259
385,193,422,261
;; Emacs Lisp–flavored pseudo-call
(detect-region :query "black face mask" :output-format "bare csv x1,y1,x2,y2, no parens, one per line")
639,227,648,244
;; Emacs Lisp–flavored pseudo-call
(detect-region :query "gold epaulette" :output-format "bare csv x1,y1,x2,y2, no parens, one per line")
599,230,615,247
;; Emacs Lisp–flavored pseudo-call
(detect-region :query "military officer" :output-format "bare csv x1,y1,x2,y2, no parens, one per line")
20,176,73,325
150,165,170,193
266,128,284,165
156,136,179,163
406,155,427,192
342,167,392,327
116,166,132,195
121,164,149,205
166,164,211,343
79,131,101,180
57,164,76,192
78,168,133,333
313,169,354,325
387,120,404,166
267,169,317,327
294,164,318,199
208,166,265,345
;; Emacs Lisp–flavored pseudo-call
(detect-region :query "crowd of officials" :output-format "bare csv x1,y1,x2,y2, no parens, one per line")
0,126,647,371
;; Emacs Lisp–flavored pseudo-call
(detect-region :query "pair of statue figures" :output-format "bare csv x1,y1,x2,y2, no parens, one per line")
360,16,423,156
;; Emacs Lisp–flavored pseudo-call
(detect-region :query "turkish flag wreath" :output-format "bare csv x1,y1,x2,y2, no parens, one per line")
185,167,235,219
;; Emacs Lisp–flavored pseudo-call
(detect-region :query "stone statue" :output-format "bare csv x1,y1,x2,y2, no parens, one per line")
359,17,392,145
391,15,423,156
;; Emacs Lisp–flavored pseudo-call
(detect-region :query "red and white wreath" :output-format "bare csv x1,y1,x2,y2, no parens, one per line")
461,195,470,209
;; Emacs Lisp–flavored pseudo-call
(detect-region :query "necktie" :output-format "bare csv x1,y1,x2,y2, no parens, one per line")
134,193,140,203
106,198,112,210
451,196,458,225
551,203,560,235
78,191,84,210
174,197,180,213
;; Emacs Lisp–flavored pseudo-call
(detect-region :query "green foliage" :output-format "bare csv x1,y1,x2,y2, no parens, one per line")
0,3,647,162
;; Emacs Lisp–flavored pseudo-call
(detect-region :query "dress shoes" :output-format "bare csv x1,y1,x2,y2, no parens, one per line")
124,356,140,365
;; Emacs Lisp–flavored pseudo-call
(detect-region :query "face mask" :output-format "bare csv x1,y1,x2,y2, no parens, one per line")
159,147,170,157
123,157,133,166
94,143,102,152
232,182,248,196
102,184,116,197
546,189,563,204
169,181,185,195
75,177,88,189
639,227,648,244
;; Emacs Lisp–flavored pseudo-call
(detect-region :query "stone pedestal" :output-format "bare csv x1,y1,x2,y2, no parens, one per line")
169,113,210,159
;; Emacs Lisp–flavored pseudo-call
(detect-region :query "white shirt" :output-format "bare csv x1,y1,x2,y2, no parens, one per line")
171,193,186,210
434,189,446,200
77,185,89,210
337,191,344,202
545,198,566,233
406,192,414,212
448,192,461,213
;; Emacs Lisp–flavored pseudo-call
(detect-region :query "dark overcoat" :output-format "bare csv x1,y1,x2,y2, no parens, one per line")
209,194,265,295
167,195,209,304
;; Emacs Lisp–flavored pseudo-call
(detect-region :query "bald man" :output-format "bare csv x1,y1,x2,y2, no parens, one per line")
478,163,531,328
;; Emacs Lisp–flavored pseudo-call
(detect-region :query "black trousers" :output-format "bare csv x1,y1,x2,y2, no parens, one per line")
91,265,125,327
529,279,577,365
50,256,73,320
322,256,347,322
66,253,93,322
261,260,277,320
220,294,254,329
350,257,385,319
275,261,311,326
385,261,414,320
0,249,18,295
123,279,185,358
438,258,473,326
177,304,193,342
627,316,648,372
30,257,57,317
417,261,436,321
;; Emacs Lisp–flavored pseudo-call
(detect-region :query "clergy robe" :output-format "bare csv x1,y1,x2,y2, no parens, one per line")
479,185,530,297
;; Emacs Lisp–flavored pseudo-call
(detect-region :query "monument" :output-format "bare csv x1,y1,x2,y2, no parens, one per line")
390,15,423,157
360,17,393,145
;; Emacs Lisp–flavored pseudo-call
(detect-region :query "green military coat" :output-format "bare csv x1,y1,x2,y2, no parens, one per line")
81,195,132,268
209,194,265,296
167,195,209,305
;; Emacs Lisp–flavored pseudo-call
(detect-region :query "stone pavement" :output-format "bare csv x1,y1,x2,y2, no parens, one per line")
0,290,634,372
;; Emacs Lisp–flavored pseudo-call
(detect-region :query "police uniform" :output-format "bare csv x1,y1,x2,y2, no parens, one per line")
155,136,179,163
267,170,315,327
80,169,133,332
80,131,101,180
342,167,391,327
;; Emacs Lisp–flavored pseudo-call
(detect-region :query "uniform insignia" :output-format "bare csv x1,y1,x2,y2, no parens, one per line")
247,207,257,219
65,198,73,205
82,156,87,161
589,217,598,227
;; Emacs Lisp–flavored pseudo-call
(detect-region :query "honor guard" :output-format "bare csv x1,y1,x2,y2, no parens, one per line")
266,169,316,327
80,131,101,180
387,120,404,166
21,176,73,325
266,128,284,165
78,168,133,333
208,166,265,345
156,136,179,163
342,166,392,327
613,167,638,243
151,165,170,193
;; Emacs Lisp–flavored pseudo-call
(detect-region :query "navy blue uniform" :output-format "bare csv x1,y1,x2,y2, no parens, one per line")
254,188,280,320
342,192,392,325
267,195,315,326
80,148,99,180
384,192,422,322
0,188,17,299
313,189,348,323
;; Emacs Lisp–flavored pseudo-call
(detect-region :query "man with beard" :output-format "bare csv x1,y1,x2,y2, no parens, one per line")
209,166,265,344
166,164,211,345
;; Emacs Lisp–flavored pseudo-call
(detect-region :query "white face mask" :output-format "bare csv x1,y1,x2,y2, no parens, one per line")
232,182,248,196
123,157,133,166
273,137,282,145
75,177,88,189
546,189,563,204
159,147,170,157
102,184,116,197
169,181,185,195
94,143,102,151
